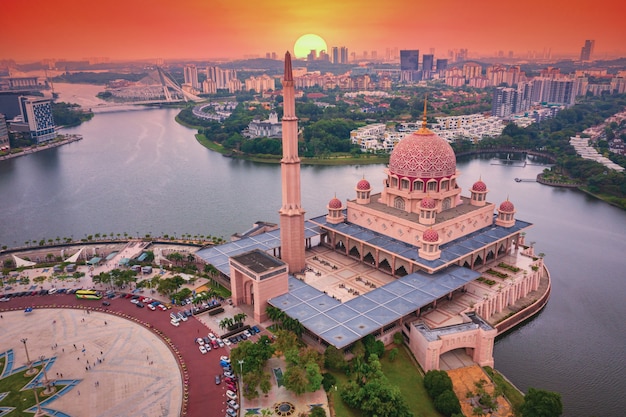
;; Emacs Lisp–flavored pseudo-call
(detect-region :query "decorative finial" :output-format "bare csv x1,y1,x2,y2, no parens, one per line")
422,94,428,128
284,51,293,81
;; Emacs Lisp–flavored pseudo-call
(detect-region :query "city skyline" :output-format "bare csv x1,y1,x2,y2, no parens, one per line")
2,0,626,63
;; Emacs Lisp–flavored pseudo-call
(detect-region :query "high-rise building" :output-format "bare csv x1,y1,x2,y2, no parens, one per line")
183,64,199,90
580,40,595,62
19,96,55,143
331,47,339,64
400,50,419,71
492,87,517,118
436,59,448,73
340,47,349,64
422,54,434,72
0,113,9,152
207,67,237,90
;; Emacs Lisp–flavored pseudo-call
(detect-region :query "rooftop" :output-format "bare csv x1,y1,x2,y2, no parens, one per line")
231,249,285,273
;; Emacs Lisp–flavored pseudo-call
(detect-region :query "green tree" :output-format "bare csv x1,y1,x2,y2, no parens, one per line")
433,390,462,417
520,388,563,417
324,345,346,371
424,370,454,399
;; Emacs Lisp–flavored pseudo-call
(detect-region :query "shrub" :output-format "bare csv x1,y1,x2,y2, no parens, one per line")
424,370,453,398
434,389,462,417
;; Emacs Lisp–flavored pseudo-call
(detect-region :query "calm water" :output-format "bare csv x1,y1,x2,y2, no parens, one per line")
1,87,625,416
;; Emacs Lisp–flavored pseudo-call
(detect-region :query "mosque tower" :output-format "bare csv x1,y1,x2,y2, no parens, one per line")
279,52,306,273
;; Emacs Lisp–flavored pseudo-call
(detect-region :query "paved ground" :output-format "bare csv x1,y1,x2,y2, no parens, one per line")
0,308,182,417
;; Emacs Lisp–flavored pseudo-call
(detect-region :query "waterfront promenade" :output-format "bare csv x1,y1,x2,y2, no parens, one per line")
0,135,83,162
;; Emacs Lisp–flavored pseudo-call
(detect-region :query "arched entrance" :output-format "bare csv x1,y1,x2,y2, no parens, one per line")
438,348,475,370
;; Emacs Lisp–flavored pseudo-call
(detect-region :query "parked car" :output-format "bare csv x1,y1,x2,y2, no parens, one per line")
226,407,237,417
170,319,180,327
224,371,234,378
195,338,204,345
208,333,216,341
136,302,144,308
226,390,237,400
217,338,225,347
220,356,231,363
215,375,221,385
211,340,219,349
147,304,156,311
102,301,111,306
158,304,167,311
199,345,207,354
227,399,239,410
251,325,261,334
223,338,232,347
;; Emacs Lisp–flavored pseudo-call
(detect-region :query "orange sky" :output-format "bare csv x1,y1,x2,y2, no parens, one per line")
1,0,625,62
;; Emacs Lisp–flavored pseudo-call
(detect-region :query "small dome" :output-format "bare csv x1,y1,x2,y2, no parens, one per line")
499,200,515,212
472,180,487,192
420,196,436,209
328,197,343,209
422,229,439,242
357,179,371,190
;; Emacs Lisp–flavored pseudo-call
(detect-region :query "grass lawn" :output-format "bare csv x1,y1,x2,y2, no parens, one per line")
329,347,442,417
380,347,442,417
483,366,524,416
0,359,53,416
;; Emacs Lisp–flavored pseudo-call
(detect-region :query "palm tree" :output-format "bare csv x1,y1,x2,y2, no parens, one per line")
233,312,247,326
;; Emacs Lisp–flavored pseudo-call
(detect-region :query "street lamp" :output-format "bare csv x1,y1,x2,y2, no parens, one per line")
238,359,244,376
20,338,37,376
32,387,45,417
39,356,55,395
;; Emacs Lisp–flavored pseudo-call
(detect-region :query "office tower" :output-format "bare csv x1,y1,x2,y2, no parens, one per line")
19,96,55,143
279,52,306,273
422,54,434,72
580,40,595,61
436,59,448,72
340,47,349,64
183,64,199,90
400,50,419,71
332,47,339,64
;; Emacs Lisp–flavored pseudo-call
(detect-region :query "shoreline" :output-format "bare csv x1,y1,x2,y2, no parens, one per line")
0,134,83,162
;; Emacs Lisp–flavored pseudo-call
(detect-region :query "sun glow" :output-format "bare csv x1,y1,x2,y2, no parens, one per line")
293,34,328,59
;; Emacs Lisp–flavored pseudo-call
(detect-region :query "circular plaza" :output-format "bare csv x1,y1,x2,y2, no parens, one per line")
0,308,183,417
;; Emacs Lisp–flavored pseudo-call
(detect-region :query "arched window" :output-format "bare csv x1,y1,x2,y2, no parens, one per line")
401,179,410,190
442,197,451,210
427,180,438,192
394,196,405,210
391,177,398,188
413,180,424,192
441,180,449,191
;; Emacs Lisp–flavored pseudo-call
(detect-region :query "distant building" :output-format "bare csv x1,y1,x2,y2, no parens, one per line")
580,40,595,62
422,54,434,79
184,64,199,90
207,67,237,90
19,96,56,143
0,113,9,152
400,50,419,71
245,112,282,138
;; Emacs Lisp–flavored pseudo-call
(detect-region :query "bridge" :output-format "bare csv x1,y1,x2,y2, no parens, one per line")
84,67,203,112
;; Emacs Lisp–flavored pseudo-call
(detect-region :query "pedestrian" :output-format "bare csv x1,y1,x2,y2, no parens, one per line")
73,344,76,349
60,373,63,378
77,390,80,396
62,348,64,353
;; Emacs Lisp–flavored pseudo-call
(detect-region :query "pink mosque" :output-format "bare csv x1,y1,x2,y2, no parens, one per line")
197,52,549,372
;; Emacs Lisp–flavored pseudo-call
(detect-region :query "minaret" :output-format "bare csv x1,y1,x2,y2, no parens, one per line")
279,52,306,273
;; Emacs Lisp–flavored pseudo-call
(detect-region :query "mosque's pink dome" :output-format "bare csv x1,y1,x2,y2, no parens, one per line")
422,229,440,242
328,197,343,209
357,179,371,190
420,196,436,209
500,200,515,212
389,129,456,179
472,180,487,192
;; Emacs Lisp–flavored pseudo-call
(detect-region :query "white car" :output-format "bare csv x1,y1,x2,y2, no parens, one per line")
220,356,231,363
199,345,207,354
226,390,237,401
196,338,204,346
178,312,188,322
130,298,139,304
170,319,180,327
208,332,216,341
147,304,156,311
0,297,10,302
48,288,57,294
243,330,251,338
217,338,225,348
227,400,239,410
223,338,232,347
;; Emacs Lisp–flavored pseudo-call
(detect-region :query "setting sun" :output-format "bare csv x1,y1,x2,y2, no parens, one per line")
293,34,328,59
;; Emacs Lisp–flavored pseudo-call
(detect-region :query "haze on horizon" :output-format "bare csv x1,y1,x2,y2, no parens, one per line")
2,0,625,63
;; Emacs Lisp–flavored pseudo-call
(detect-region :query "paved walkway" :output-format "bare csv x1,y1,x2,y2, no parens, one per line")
0,308,182,417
